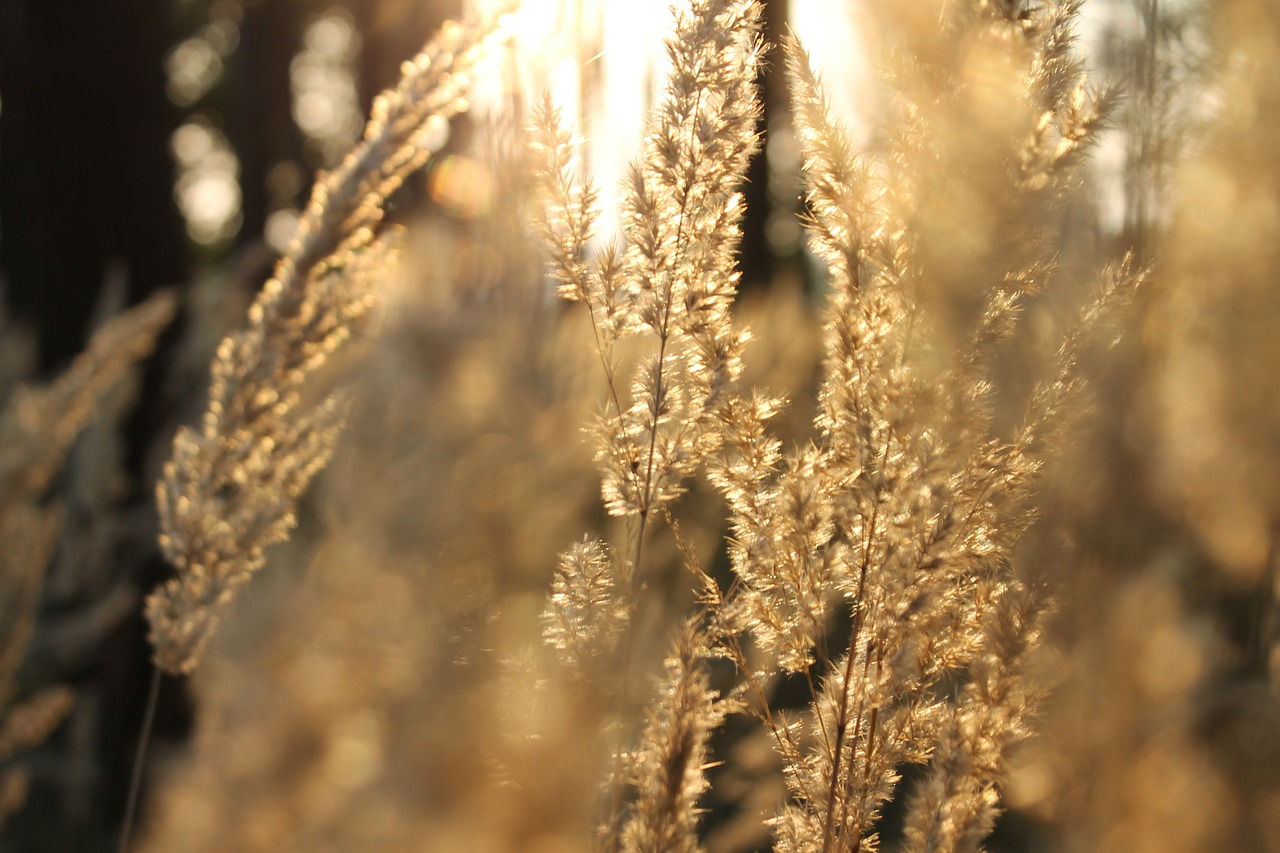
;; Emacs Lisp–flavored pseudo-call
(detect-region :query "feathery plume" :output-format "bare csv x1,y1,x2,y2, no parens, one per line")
0,289,174,827
0,685,75,763
147,13,513,675
620,622,725,853
0,289,175,695
531,0,766,842
712,5,1139,850
543,536,631,675
899,584,1040,853
0,290,177,510
532,0,764,528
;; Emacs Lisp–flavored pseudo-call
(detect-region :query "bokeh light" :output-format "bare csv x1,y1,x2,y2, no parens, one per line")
292,9,362,165
165,9,240,107
171,119,242,245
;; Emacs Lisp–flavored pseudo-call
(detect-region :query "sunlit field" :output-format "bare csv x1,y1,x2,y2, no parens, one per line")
1,1,1279,851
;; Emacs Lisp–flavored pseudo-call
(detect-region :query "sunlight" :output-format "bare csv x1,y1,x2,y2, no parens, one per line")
469,0,669,235
790,0,871,139
469,0,873,236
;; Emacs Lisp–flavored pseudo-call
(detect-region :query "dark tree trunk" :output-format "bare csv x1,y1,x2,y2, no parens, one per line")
0,0,185,370
222,0,307,252
741,0,795,291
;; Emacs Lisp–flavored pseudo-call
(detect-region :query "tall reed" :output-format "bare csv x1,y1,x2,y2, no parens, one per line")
46,0,1277,851
0,290,175,827
146,12,512,676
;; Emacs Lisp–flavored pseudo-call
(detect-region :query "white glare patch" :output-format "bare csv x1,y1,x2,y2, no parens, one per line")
419,114,451,154
307,14,353,56
790,0,871,141
1093,128,1129,235
171,121,215,167
292,9,362,166
265,208,301,254
167,38,222,106
165,10,241,107
172,119,243,245
467,0,668,237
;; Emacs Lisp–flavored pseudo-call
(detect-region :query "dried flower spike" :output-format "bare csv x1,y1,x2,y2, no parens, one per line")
148,13,513,676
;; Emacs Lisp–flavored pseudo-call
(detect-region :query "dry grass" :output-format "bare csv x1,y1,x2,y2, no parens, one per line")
3,0,1280,851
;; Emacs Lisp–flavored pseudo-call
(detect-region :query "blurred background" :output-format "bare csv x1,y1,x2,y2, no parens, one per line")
6,0,1278,851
